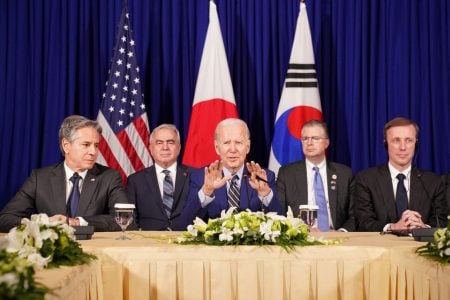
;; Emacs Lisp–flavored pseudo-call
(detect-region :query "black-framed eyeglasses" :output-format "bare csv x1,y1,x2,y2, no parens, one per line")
301,136,328,143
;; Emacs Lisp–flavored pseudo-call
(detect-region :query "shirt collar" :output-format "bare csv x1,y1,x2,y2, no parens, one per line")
305,158,326,170
223,166,244,179
155,162,177,175
64,162,87,181
388,162,411,180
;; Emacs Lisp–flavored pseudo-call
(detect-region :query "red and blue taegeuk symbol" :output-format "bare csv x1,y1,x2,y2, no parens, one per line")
272,106,322,165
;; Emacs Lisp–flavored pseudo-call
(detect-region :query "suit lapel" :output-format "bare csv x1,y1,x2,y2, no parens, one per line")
148,166,167,216
77,165,100,215
50,164,68,213
377,165,397,221
409,168,423,212
326,162,338,226
172,165,189,215
296,161,308,206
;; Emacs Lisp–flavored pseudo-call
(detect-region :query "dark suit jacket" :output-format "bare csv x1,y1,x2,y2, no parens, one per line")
352,164,448,231
178,166,284,229
0,162,128,232
126,164,190,230
446,173,450,216
277,160,355,231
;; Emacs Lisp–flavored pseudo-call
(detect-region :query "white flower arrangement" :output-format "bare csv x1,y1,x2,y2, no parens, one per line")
416,216,450,264
178,207,341,251
0,213,96,299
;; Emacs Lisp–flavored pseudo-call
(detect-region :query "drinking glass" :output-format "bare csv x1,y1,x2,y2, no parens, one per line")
114,203,135,240
299,204,319,230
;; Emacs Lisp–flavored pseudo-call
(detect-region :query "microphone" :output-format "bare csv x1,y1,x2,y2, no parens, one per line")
415,167,441,228
242,171,252,210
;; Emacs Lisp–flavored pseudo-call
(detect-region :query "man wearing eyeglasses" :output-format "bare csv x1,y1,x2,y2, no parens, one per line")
352,117,447,232
277,120,355,231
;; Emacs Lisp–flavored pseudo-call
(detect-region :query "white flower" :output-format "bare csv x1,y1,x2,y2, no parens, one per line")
26,253,49,269
30,213,50,225
40,229,58,242
218,228,234,242
259,220,274,241
221,207,236,219
0,273,19,286
444,248,450,256
187,225,198,237
6,228,27,252
17,245,37,258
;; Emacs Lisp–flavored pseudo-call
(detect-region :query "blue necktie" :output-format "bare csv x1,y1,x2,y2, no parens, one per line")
69,173,81,217
228,175,240,208
396,173,408,220
313,166,329,231
162,170,174,218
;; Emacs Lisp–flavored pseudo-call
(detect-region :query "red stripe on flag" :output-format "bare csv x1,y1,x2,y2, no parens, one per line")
133,116,151,154
98,136,128,184
182,98,238,168
116,130,145,171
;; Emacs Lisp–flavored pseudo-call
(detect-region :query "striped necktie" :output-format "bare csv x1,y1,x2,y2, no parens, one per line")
228,175,240,208
162,170,174,218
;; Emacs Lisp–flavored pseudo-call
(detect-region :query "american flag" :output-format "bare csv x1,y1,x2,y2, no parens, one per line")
97,4,152,183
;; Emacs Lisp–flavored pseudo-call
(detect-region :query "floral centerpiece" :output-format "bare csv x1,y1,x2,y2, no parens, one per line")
0,213,97,299
0,249,49,300
178,208,341,252
5,214,96,268
416,216,450,264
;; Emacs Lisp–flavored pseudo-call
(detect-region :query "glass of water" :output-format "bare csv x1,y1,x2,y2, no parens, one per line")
299,204,319,230
114,203,135,240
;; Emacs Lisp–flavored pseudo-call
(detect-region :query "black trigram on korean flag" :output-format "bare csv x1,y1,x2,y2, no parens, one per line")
285,63,318,88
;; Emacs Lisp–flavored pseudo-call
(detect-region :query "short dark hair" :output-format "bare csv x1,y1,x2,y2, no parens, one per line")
383,117,419,139
301,119,329,138
58,115,102,155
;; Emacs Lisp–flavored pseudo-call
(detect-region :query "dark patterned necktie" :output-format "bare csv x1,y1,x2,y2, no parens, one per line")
162,170,174,218
396,173,408,219
228,175,240,208
313,166,329,231
69,173,81,217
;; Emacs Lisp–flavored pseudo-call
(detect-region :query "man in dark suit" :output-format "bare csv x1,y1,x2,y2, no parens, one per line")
277,120,354,231
353,117,448,232
127,124,190,230
178,118,283,228
0,115,128,232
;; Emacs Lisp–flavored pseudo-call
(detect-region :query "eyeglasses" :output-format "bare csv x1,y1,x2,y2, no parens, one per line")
301,136,328,143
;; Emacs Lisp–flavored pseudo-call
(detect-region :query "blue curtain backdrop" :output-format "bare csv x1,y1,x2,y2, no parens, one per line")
0,0,449,209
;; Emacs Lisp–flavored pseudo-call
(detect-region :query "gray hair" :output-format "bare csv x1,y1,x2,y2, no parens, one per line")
59,115,102,155
150,124,181,145
214,118,251,141
301,119,329,138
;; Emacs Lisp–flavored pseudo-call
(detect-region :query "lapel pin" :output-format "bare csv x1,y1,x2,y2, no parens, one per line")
90,178,95,182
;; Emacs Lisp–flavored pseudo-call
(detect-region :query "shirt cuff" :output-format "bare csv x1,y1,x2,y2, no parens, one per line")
258,190,273,206
77,217,88,226
198,190,215,208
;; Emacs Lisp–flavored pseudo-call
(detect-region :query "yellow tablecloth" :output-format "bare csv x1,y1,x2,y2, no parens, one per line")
34,260,102,300
73,232,450,300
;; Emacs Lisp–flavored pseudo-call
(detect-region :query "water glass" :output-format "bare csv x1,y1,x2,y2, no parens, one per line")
299,204,319,230
114,203,135,240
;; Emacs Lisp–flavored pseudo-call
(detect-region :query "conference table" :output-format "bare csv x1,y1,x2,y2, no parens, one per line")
36,231,450,300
